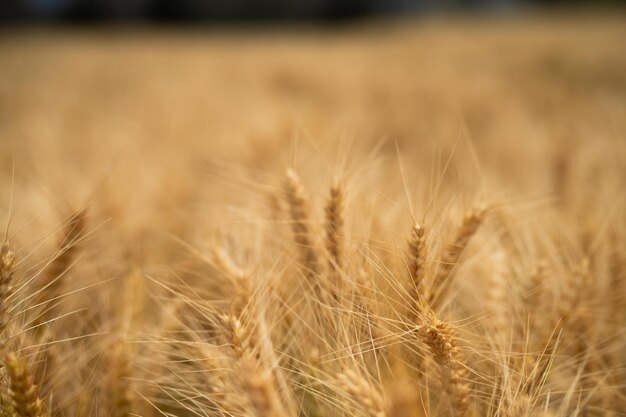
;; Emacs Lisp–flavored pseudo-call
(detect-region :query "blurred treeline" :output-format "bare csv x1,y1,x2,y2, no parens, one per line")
1,0,621,23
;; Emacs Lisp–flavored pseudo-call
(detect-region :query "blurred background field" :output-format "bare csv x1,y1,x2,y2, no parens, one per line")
0,4,625,417
1,11,624,231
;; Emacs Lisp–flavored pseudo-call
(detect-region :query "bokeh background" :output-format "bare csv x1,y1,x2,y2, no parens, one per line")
1,0,622,22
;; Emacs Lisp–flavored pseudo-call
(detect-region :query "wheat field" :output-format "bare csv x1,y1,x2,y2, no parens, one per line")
0,13,625,417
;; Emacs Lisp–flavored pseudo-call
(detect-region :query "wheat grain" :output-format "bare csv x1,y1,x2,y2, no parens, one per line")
4,352,47,417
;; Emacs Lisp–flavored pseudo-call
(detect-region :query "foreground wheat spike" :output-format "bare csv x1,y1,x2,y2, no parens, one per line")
283,169,319,277
4,352,47,417
220,313,253,360
39,209,86,315
418,312,471,417
220,312,288,417
217,254,291,417
0,393,15,417
336,369,386,417
325,183,344,272
0,242,15,340
407,224,427,314
325,184,345,303
430,208,485,309
240,357,287,417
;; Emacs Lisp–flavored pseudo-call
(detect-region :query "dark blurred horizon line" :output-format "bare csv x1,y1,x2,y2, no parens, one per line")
1,0,623,24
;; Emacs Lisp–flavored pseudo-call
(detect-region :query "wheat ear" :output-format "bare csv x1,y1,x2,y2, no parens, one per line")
0,242,15,343
4,352,47,417
418,312,471,416
325,184,345,301
336,369,386,417
283,169,319,277
38,209,86,321
240,357,288,417
218,252,290,417
430,208,485,309
325,184,344,271
407,224,427,315
220,312,288,417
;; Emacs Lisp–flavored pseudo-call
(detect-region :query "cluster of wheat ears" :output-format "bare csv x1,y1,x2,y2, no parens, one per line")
0,15,625,417
0,159,624,417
